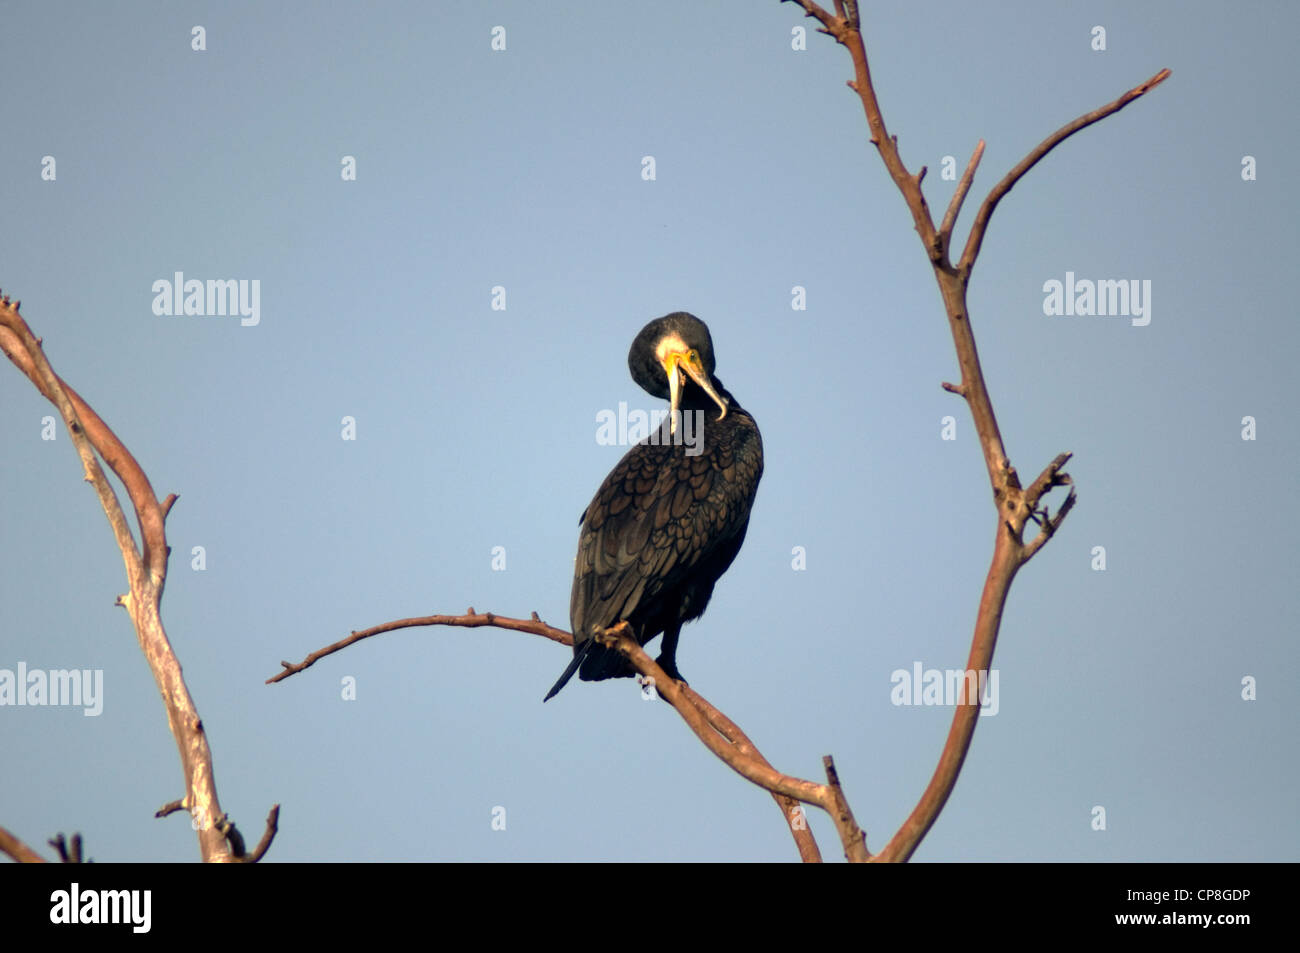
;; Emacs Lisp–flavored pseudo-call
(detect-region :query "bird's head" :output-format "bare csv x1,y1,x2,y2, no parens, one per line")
629,312,729,435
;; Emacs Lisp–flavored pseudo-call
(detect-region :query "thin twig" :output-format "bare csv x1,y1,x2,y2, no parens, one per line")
240,805,281,864
48,833,86,863
959,68,1171,278
269,609,573,683
938,140,985,252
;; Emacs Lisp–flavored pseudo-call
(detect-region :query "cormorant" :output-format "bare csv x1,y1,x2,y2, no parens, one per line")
544,312,763,700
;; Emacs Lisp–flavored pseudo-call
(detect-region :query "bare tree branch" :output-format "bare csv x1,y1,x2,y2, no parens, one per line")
679,684,822,862
781,2,1168,862
268,608,573,683
959,68,1172,279
875,526,1019,861
1022,454,1078,561
938,139,985,251
0,293,267,863
273,611,859,861
0,825,47,863
48,833,86,863
239,804,281,864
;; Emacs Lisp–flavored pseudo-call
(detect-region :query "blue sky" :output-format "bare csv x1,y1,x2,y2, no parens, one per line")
1,1,1295,862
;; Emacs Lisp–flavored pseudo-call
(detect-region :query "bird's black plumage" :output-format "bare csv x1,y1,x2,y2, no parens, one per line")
544,312,763,700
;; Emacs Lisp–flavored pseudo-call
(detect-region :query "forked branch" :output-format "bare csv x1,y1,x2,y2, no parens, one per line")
1,294,276,863
783,1,1168,862
272,611,862,862
960,69,1172,278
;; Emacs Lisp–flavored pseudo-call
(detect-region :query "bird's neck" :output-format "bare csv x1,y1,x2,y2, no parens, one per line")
678,376,744,415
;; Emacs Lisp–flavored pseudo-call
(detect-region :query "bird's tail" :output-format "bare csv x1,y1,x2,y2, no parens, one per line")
543,641,594,702
543,638,640,701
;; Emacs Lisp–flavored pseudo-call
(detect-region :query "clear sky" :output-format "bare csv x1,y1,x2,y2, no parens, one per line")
1,1,1295,862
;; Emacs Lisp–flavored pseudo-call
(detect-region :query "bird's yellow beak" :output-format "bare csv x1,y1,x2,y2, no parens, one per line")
663,348,728,435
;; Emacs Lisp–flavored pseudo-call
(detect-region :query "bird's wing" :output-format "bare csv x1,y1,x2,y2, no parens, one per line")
570,422,761,646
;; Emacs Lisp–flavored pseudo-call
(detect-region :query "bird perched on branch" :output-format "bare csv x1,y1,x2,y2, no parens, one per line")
544,312,763,700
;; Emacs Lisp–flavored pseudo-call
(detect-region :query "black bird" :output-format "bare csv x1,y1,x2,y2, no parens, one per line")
544,312,763,701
